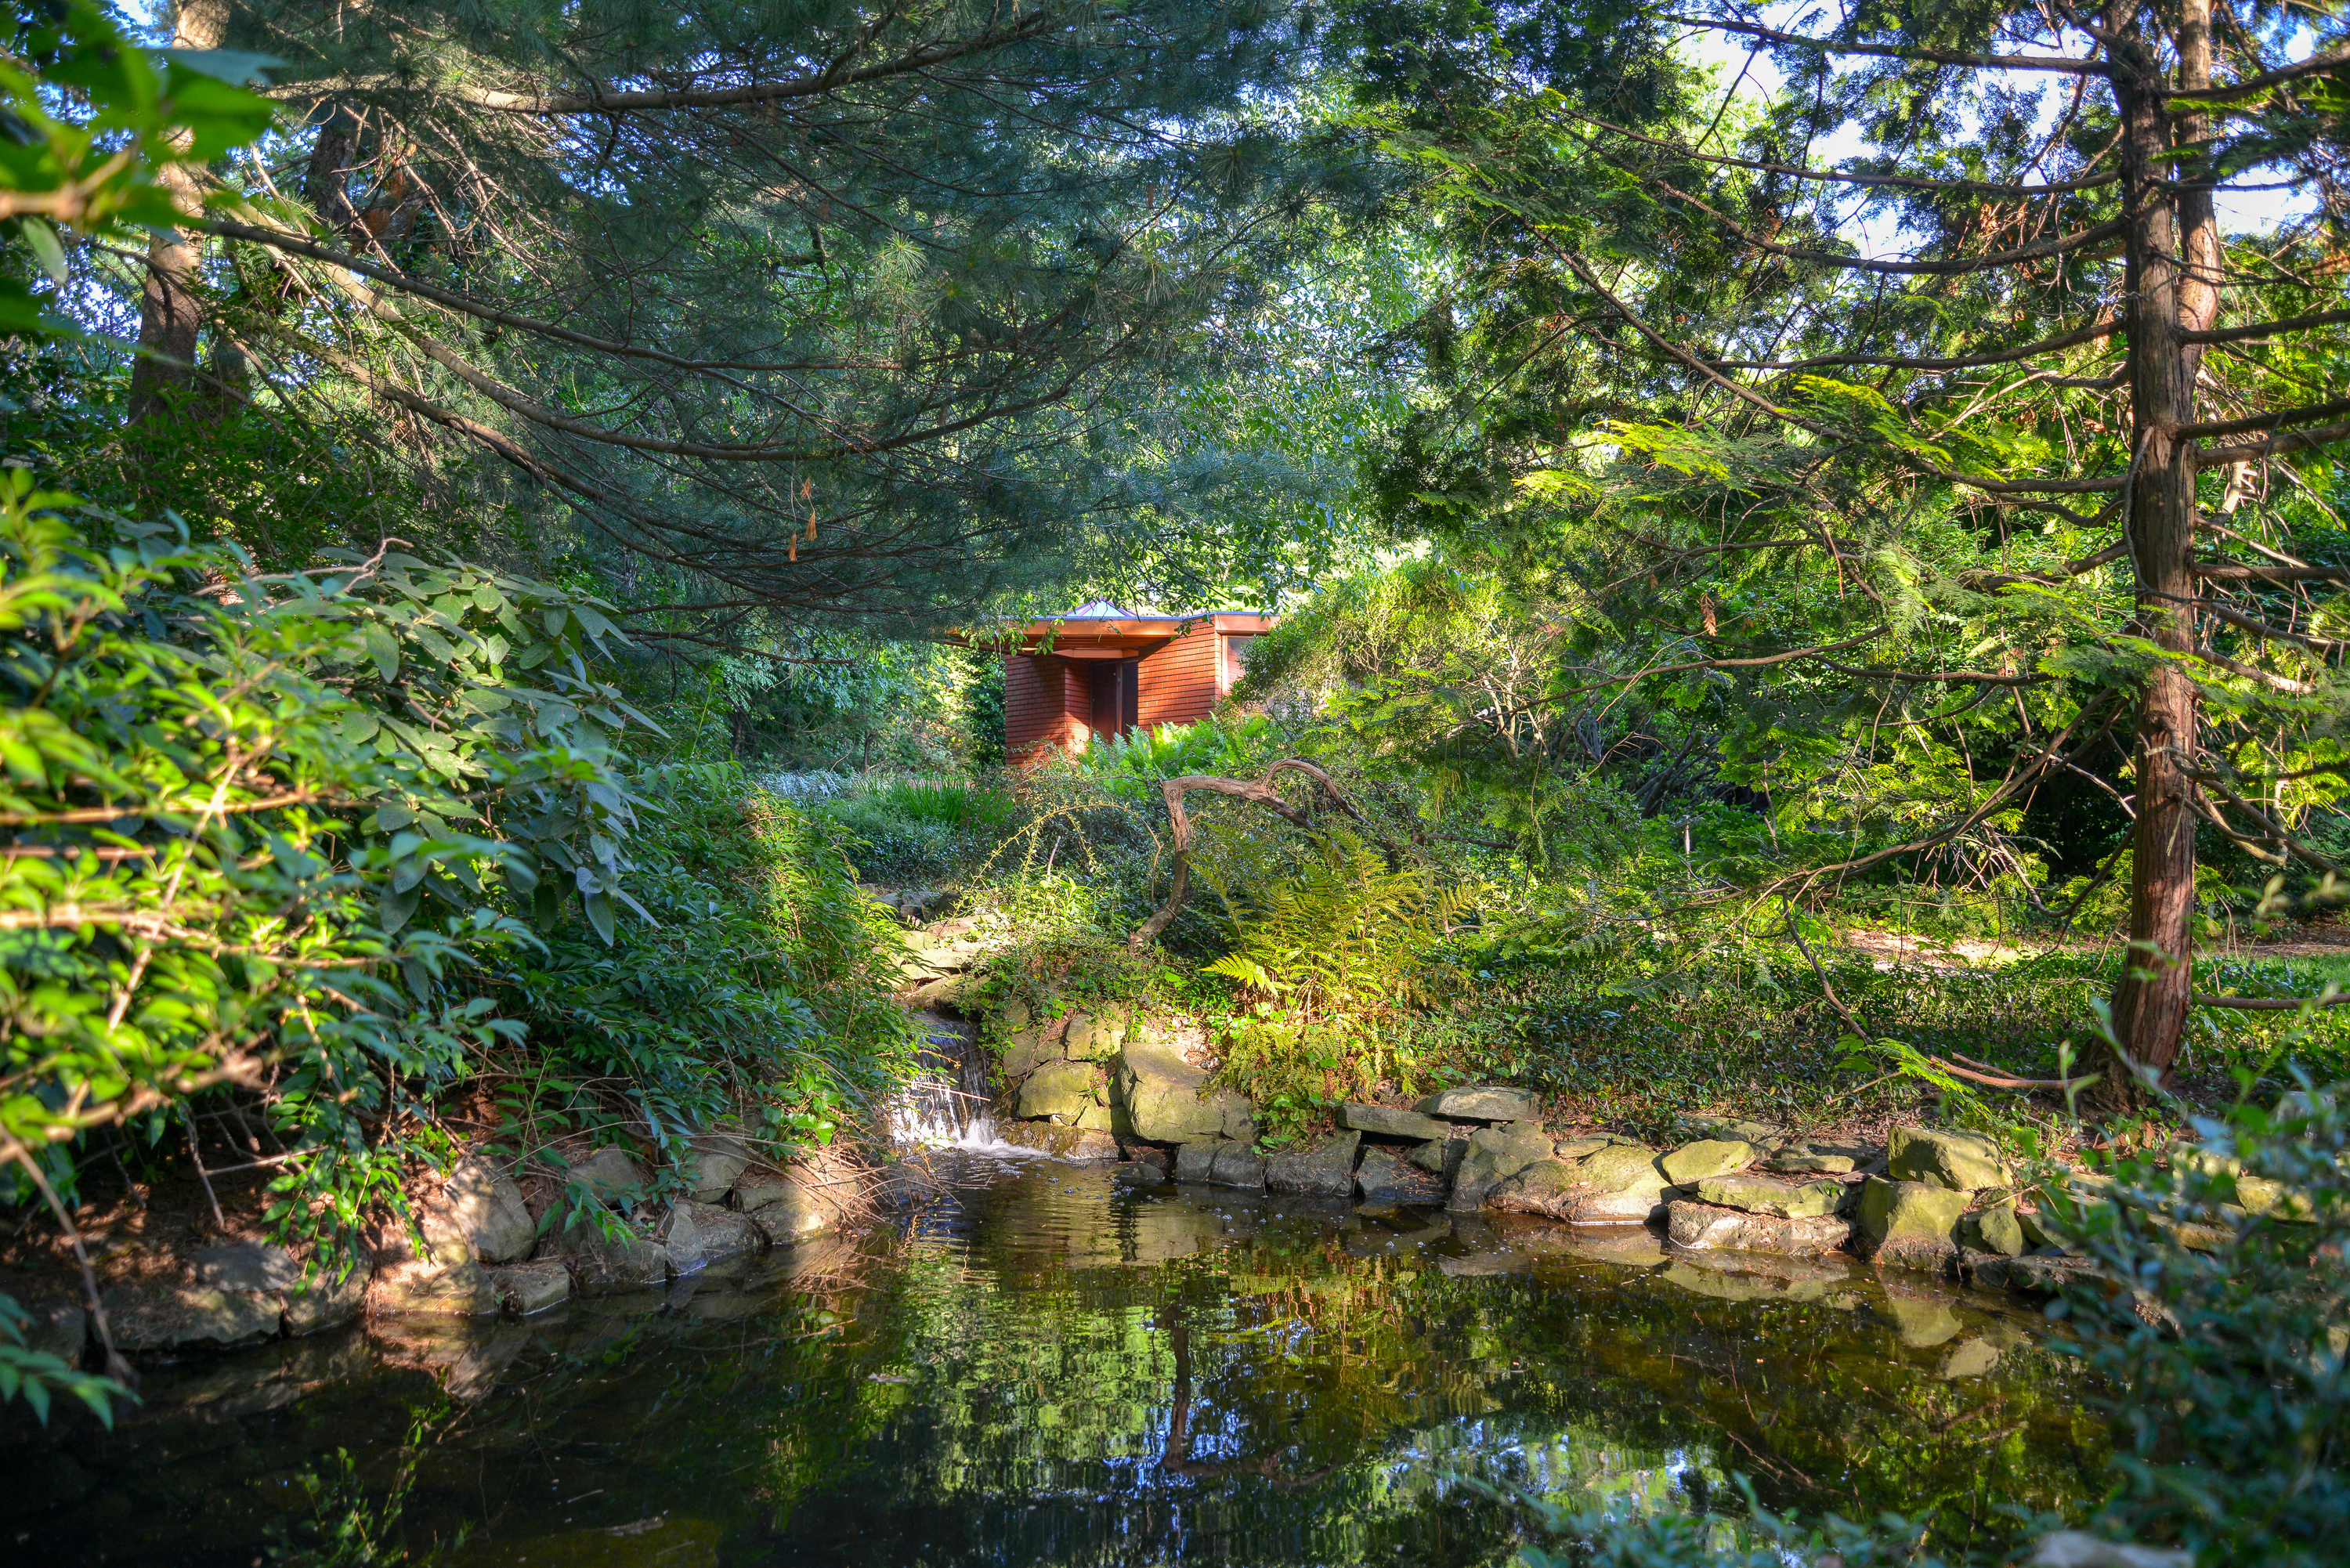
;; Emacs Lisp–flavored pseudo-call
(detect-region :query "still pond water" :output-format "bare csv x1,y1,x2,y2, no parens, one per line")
8,1160,2106,1566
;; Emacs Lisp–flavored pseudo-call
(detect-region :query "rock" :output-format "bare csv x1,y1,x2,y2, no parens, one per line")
1001,1028,1060,1078
1853,1177,1968,1270
565,1146,650,1209
910,972,969,1010
1112,1160,1167,1186
1340,1103,1448,1142
1766,1149,1857,1175
1888,1125,2012,1191
1941,1338,2001,1378
1209,1143,1268,1190
678,1133,750,1204
439,1155,538,1262
2019,1205,2072,1250
1017,1062,1101,1123
1683,1117,1787,1151
997,997,1033,1033
1116,1039,1252,1143
1964,1249,2099,1295
486,1259,572,1315
13,1298,85,1363
370,1255,502,1317
1267,1133,1360,1198
546,1204,667,1292
1448,1122,1559,1210
1064,1006,1129,1061
2236,1174,2316,1221
1414,1086,1540,1123
1692,1174,1843,1219
1354,1147,1444,1204
282,1262,371,1335
995,1122,1118,1159
1665,1201,1850,1256
1658,1140,1755,1186
2028,1530,2192,1568
1488,1144,1667,1223
193,1241,301,1293
1409,1136,1467,1180
663,1201,765,1274
1976,1201,2027,1258
1073,1100,1115,1131
1173,1143,1219,1183
736,1176,833,1242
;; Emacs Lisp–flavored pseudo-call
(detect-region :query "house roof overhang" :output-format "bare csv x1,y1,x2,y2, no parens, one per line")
945,610,1275,657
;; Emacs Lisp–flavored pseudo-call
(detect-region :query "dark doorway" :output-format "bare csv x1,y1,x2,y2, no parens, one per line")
1085,659,1138,741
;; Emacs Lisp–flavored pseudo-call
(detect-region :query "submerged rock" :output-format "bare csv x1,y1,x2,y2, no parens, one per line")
1354,1147,1444,1205
1488,1143,1666,1223
1692,1173,1843,1219
1448,1122,1558,1210
1415,1086,1539,1123
1267,1133,1359,1198
1941,1339,2001,1379
1853,1177,1968,1271
1665,1200,1849,1256
1888,1126,2011,1191
1340,1103,1447,1141
1657,1140,1755,1186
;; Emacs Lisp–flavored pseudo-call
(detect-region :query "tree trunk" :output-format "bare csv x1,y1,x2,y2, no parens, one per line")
2105,0,2215,1091
125,0,230,425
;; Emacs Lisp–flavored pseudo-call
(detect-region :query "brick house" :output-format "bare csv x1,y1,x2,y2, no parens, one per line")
997,602,1274,763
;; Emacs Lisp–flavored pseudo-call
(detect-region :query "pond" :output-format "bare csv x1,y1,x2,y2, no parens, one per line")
4,1160,2107,1566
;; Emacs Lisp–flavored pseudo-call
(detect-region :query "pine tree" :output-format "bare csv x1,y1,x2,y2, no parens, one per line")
1352,0,2350,1086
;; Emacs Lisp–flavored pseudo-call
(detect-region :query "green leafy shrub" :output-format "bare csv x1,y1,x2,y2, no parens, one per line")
817,775,1017,883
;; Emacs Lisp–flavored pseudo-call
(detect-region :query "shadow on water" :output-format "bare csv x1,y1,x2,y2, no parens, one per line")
0,1163,2108,1567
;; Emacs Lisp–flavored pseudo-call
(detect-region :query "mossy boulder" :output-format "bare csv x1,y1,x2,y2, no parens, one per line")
1887,1126,2011,1191
1665,1201,1850,1256
1488,1144,1667,1223
1268,1133,1360,1198
1853,1177,1968,1270
1016,1062,1101,1123
1448,1122,1558,1210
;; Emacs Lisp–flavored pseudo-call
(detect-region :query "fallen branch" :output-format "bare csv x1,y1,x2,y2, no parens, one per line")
1128,761,1372,950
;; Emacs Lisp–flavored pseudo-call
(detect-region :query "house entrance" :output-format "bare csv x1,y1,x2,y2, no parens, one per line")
1085,659,1138,742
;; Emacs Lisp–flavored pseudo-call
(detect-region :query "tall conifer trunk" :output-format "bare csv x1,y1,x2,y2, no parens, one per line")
2106,0,2217,1087
125,0,228,425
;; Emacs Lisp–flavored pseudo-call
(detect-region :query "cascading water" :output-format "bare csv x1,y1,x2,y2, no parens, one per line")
889,1012,1054,1157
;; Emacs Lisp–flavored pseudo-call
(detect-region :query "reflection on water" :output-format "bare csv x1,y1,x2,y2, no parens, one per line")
2,1162,2106,1566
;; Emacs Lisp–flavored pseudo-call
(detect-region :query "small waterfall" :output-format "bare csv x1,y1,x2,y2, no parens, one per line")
891,1013,1053,1157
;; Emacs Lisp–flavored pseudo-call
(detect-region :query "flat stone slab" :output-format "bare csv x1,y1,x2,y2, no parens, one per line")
1658,1140,1755,1186
1340,1103,1447,1141
1415,1086,1540,1123
1693,1174,1844,1219
1666,1200,1851,1257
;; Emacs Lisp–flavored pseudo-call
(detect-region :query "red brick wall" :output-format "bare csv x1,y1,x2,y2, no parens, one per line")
1005,654,1091,764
